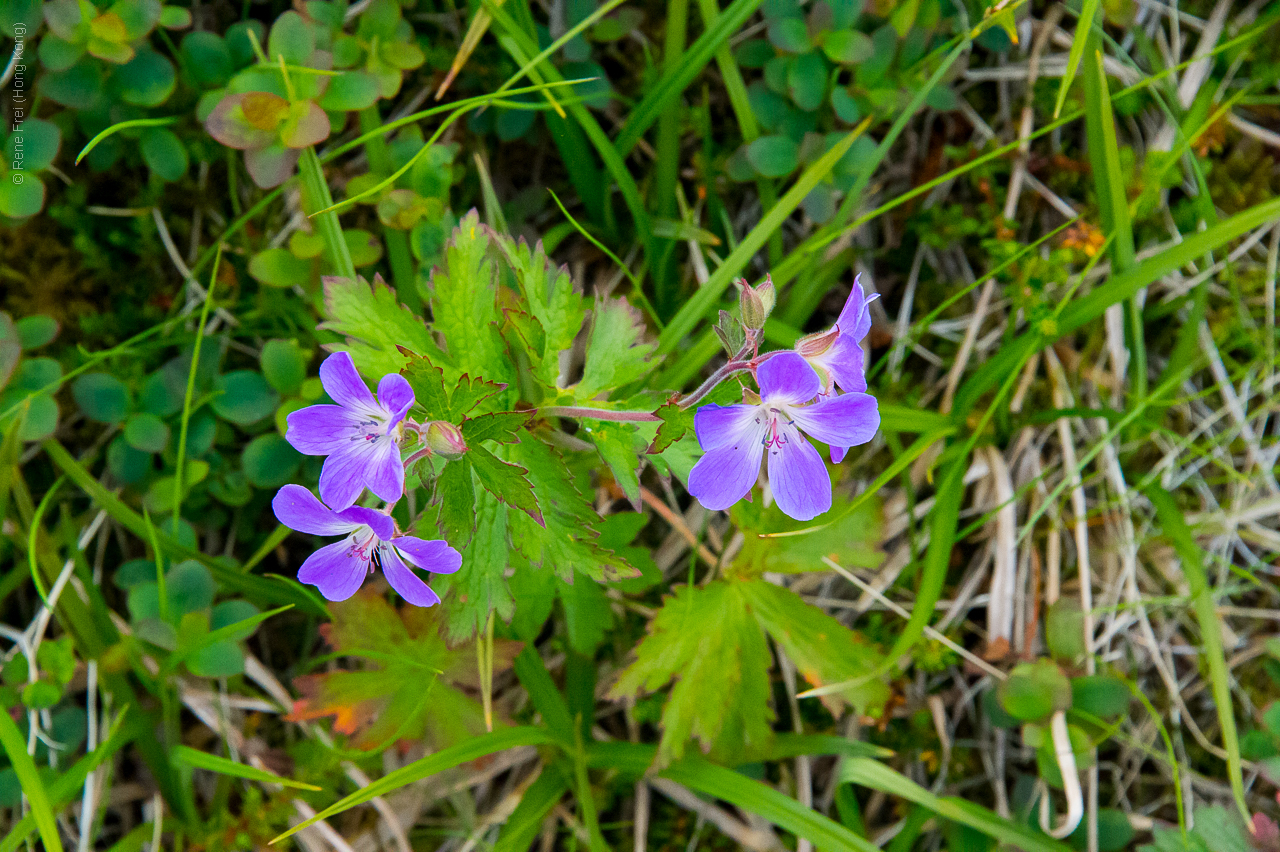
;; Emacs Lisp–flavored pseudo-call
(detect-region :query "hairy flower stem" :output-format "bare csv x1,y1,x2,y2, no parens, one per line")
539,406,662,422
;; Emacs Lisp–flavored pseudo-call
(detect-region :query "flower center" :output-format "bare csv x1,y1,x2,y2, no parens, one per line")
757,406,795,449
346,529,382,571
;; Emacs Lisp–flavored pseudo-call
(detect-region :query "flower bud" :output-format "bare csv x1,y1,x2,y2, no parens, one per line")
738,275,776,330
424,421,467,459
794,326,840,358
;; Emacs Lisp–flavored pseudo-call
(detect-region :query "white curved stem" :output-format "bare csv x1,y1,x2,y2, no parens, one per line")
1039,711,1084,839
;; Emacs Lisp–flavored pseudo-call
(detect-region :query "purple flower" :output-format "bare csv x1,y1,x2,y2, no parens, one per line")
687,351,879,521
273,484,461,606
285,351,415,511
795,275,877,396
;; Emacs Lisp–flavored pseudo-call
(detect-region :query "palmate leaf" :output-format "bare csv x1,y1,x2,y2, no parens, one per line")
321,274,444,379
610,580,774,768
505,436,637,583
431,456,475,545
400,350,507,421
646,399,689,454
426,210,512,383
469,446,542,525
731,488,883,575
739,579,888,717
286,592,518,750
577,297,655,399
462,411,531,445
584,421,643,508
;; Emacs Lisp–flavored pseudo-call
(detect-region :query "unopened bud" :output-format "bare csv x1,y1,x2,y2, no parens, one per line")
795,326,840,358
424,421,467,459
738,275,776,330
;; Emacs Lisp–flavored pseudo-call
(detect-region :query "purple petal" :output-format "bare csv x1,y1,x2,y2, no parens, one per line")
297,539,369,601
687,422,766,511
376,373,414,431
758,351,820,406
767,428,832,521
272,485,358,536
319,351,379,414
830,445,848,464
790,392,879,449
379,545,442,607
318,446,371,511
363,439,405,503
823,336,868,394
693,403,761,451
335,506,395,541
835,276,874,342
285,404,363,455
394,536,463,575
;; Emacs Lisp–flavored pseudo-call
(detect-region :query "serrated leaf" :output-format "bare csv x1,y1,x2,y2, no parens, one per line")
321,274,442,379
610,580,774,767
399,350,452,417
646,399,690,454
433,457,475,546
426,211,510,381
585,421,642,508
447,373,507,420
577,297,655,399
469,446,543,526
495,235,584,389
740,579,887,717
462,411,530,445
433,488,513,640
287,592,518,749
505,437,636,583
731,490,883,575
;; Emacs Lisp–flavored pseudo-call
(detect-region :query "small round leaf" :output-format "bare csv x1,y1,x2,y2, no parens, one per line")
241,433,301,488
212,371,279,425
72,372,130,423
15,315,58,349
260,339,307,395
140,126,188,182
746,135,799,177
124,412,171,453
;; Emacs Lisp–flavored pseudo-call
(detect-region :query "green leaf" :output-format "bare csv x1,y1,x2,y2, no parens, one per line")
577,297,654,399
249,248,313,288
732,487,882,575
560,571,612,655
15,316,58,350
469,446,542,525
585,421,642,507
740,579,887,715
434,488,513,640
8,119,61,172
260,339,308,395
242,433,302,488
433,457,476,544
646,399,689,453
426,211,510,380
610,580,774,767
323,274,443,379
112,49,176,106
124,412,170,453
317,71,380,111
746,134,799,177
1054,0,1101,118
446,374,508,420
505,438,635,583
173,745,320,790
267,10,315,64
1045,599,1086,662
998,660,1072,722
72,373,130,424
767,16,809,52
180,31,232,86
140,126,188,182
497,233,585,389
0,174,45,218
823,30,873,63
788,51,827,111
492,764,569,852
1070,675,1130,721
212,370,279,425
461,411,530,445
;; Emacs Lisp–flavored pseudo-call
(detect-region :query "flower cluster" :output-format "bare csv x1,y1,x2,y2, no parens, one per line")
277,351,461,605
688,278,880,521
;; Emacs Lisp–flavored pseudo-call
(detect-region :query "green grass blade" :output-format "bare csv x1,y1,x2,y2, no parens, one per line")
76,117,178,165
841,758,1072,851
1144,486,1249,824
270,727,558,844
614,0,767,157
298,147,356,280
173,744,320,790
26,474,62,603
954,194,1280,414
664,756,880,852
1054,0,1102,118
513,648,575,745
163,606,292,674
0,709,64,852
172,246,220,537
656,119,872,356
493,765,570,852
42,439,326,615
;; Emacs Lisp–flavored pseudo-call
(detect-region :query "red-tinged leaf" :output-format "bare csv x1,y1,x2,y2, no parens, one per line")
243,144,299,189
204,93,277,150
286,592,519,750
462,411,530,445
280,100,330,148
645,398,688,454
